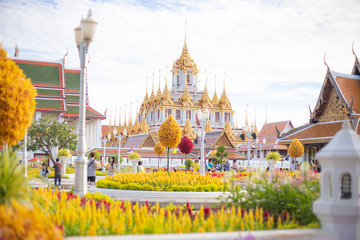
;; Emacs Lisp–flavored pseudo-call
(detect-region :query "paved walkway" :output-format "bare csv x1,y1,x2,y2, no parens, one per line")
88,187,228,208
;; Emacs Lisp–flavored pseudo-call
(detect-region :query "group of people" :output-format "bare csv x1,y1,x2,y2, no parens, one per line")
39,157,62,188
206,159,231,172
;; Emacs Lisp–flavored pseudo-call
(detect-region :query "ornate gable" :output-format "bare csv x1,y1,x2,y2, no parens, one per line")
139,113,150,134
219,89,231,110
131,115,140,135
173,38,198,72
214,132,235,148
312,73,348,123
223,120,235,139
161,79,173,106
140,134,156,148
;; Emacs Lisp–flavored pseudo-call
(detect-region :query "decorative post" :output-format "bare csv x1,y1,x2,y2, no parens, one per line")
23,132,28,177
73,9,97,195
313,122,360,240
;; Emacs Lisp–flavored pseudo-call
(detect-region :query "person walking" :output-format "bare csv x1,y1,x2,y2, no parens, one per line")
50,158,62,189
107,156,117,177
40,163,50,178
87,152,99,186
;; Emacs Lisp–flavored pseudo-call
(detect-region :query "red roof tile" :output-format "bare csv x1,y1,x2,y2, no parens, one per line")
257,121,292,138
335,76,360,113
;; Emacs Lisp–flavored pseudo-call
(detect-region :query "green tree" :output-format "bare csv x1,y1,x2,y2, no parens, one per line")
216,146,228,172
108,154,123,164
27,116,77,161
184,158,193,172
265,152,282,161
88,151,101,161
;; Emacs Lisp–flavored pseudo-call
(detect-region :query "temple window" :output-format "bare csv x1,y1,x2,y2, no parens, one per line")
167,109,172,117
186,110,192,120
176,109,181,120
215,112,220,122
187,74,190,84
157,110,160,119
340,173,352,199
177,75,180,86
225,112,230,121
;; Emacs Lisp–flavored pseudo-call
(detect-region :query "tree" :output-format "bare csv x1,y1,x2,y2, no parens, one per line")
0,47,37,147
27,116,77,161
108,154,123,164
154,142,165,169
178,136,193,160
185,158,193,172
128,152,141,161
88,151,101,161
288,138,304,158
216,146,228,172
158,115,182,173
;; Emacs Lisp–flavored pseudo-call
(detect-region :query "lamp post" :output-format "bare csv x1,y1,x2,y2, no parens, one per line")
196,108,210,176
73,9,97,195
23,132,28,177
102,132,111,172
114,128,127,171
256,138,266,168
243,124,255,167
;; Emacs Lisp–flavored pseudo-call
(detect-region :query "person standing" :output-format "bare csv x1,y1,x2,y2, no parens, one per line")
50,158,62,189
107,156,117,177
40,163,50,178
87,152,99,186
191,159,200,173
137,161,145,173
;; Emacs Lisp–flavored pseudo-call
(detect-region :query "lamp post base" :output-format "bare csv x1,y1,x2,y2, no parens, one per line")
74,156,88,196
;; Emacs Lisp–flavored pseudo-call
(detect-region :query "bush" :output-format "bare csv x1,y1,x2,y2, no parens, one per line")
185,158,193,170
0,150,29,204
57,149,70,157
108,154,123,164
221,169,320,226
88,151,101,161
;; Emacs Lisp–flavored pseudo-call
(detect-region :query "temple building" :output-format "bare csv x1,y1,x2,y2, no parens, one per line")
13,53,105,159
279,46,360,163
136,35,235,136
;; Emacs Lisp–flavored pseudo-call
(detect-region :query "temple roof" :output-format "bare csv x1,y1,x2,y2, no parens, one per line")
172,37,198,72
180,85,193,106
123,133,156,149
219,85,231,110
223,120,234,139
199,82,212,108
257,120,293,139
182,116,195,139
279,121,343,145
131,114,141,135
139,113,150,134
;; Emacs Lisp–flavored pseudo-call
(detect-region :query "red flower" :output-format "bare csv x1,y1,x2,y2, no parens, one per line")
178,136,194,155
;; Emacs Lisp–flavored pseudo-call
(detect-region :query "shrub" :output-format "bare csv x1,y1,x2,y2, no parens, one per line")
185,158,193,171
57,149,70,157
88,151,101,161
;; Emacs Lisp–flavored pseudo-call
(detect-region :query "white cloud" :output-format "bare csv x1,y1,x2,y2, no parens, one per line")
1,0,360,128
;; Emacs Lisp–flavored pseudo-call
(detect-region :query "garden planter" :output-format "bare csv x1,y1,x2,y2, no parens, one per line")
59,156,67,176
131,159,139,173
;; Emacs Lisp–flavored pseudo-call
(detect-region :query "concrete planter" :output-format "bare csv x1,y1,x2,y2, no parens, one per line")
131,159,139,173
59,156,68,176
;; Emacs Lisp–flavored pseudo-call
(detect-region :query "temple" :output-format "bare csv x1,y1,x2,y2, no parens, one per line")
13,54,105,159
279,46,360,162
137,34,235,136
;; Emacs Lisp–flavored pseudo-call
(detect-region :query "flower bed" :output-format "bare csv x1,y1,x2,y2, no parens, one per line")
96,171,247,192
12,188,296,237
27,169,70,179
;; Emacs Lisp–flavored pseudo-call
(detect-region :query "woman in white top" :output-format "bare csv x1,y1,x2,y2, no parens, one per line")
107,156,117,176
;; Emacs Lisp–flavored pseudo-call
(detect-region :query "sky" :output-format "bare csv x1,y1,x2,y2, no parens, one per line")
1,0,360,129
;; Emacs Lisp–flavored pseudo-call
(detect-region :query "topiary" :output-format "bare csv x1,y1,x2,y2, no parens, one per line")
57,149,70,157
185,158,193,171
88,151,101,161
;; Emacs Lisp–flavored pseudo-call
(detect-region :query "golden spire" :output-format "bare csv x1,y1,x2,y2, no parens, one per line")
123,105,127,129
147,74,155,108
219,74,231,109
182,116,195,139
254,107,258,135
139,112,150,134
172,22,198,72
118,106,123,135
223,119,234,139
199,77,212,108
245,104,249,127
141,77,149,113
265,105,268,124
180,84,193,106
131,113,140,135
155,70,163,106
205,120,214,133
212,75,219,104
127,104,133,135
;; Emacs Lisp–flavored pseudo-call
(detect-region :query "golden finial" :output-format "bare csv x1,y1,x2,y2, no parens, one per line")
114,108,116,127
158,69,161,91
219,73,231,109
180,84,193,106
245,104,249,127
146,76,149,95
182,115,195,139
152,73,155,94
118,106,121,128
254,107,258,135
265,105,268,124
223,72,226,91
184,20,187,47
236,111,238,128
223,119,234,139
124,104,127,127
205,120,214,133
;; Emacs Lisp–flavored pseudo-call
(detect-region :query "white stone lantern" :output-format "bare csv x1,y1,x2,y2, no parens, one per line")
313,121,360,240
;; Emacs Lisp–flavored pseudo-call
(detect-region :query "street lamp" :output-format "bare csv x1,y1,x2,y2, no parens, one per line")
73,9,97,195
243,124,255,167
23,132,28,177
256,138,266,168
197,108,210,175
114,128,127,171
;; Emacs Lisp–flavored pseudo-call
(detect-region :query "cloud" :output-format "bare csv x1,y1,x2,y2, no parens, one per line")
1,0,360,128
